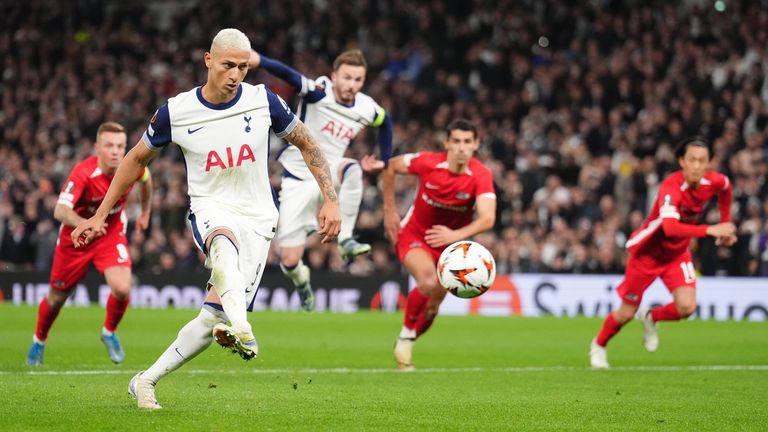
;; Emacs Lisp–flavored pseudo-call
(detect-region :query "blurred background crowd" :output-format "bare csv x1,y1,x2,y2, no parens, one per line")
1,0,767,276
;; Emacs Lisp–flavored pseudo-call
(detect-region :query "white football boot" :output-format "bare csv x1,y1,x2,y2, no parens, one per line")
128,371,162,410
590,338,610,369
639,308,659,352
212,323,258,360
394,327,416,371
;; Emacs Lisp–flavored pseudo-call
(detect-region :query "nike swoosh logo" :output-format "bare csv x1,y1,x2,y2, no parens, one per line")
425,182,439,189
188,126,204,134
175,348,186,360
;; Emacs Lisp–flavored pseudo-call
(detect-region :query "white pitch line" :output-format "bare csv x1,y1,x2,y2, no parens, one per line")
1,364,767,376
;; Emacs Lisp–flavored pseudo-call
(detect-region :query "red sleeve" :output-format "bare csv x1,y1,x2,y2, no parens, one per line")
475,166,496,198
405,152,428,175
716,173,732,223
661,218,708,238
57,165,88,209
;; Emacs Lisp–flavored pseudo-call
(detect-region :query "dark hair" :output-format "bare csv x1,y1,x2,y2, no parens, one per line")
674,136,711,159
446,118,477,139
333,49,367,71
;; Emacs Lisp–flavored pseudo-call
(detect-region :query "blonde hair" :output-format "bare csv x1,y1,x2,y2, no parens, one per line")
96,121,126,139
210,28,251,53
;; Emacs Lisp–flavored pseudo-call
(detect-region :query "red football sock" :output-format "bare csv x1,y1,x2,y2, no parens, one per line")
104,294,130,332
415,312,436,337
651,302,682,322
596,313,624,347
403,287,429,331
35,297,62,342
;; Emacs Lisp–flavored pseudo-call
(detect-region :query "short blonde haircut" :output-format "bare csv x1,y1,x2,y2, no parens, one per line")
210,28,251,53
96,121,126,139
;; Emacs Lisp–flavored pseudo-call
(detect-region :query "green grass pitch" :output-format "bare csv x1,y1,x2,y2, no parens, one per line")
1,304,766,431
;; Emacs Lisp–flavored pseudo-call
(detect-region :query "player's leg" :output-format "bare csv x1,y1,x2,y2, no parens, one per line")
654,253,698,321
336,158,371,259
92,236,134,363
131,300,228,409
204,228,253,341
276,177,319,311
591,254,656,368
280,244,314,311
27,245,89,366
394,247,441,370
100,265,131,364
639,254,698,352
212,227,271,359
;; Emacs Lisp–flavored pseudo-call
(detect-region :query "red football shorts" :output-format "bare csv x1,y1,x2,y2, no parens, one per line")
617,250,697,305
396,229,443,264
49,233,132,292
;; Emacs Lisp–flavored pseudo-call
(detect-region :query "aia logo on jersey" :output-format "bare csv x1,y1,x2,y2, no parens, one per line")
320,120,355,142
206,144,256,172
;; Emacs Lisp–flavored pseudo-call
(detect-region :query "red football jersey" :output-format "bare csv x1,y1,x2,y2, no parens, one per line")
400,152,496,236
56,156,145,245
625,170,731,260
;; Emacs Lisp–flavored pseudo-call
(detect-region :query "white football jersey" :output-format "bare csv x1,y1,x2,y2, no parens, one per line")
143,83,297,238
277,76,384,179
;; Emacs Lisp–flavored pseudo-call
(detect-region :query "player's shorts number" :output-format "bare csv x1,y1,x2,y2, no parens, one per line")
679,261,696,284
117,243,130,261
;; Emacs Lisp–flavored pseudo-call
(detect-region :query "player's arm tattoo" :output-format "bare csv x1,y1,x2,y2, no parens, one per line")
286,122,338,203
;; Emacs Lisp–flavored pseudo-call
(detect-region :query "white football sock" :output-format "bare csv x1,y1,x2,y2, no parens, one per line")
337,163,363,242
209,235,251,336
280,260,309,287
141,306,226,384
399,326,416,340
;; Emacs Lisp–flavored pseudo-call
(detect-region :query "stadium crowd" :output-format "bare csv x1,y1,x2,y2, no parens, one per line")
1,0,767,276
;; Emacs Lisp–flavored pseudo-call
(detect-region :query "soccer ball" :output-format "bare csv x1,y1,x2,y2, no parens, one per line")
437,241,496,298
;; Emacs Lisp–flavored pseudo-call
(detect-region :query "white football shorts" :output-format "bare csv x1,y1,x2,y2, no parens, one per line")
276,158,350,247
188,206,271,312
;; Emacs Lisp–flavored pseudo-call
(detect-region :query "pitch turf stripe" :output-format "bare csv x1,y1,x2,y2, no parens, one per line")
3,364,768,376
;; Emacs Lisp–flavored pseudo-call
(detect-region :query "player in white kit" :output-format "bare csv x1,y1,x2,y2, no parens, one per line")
72,29,341,409
249,49,393,311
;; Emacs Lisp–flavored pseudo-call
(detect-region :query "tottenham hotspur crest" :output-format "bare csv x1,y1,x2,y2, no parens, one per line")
244,114,252,133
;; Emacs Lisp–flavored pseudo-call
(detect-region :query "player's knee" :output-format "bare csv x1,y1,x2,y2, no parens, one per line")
46,291,68,309
676,301,696,318
210,235,239,268
198,305,226,328
614,307,637,324
419,278,441,297
280,249,303,268
111,285,131,301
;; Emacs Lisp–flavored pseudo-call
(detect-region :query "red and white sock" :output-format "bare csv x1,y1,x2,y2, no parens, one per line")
651,302,682,322
596,313,624,347
104,294,130,333
35,297,62,342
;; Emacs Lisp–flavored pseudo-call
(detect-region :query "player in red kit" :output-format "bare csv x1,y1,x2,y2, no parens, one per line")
26,122,152,366
590,137,736,368
383,119,496,371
